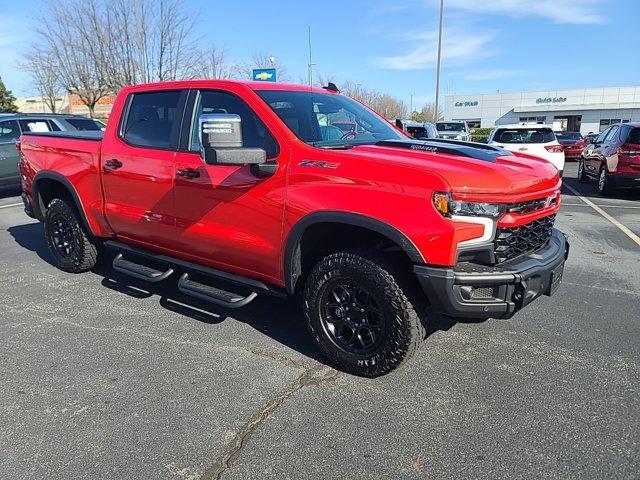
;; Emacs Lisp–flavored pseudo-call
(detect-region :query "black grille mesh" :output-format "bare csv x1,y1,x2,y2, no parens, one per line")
494,215,555,263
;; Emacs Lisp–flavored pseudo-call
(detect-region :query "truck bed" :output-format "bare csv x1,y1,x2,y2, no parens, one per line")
22,131,104,141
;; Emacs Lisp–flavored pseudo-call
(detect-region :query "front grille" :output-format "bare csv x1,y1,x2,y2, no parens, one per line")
507,197,550,214
494,214,555,263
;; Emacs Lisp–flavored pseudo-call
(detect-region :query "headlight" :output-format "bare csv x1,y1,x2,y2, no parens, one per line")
455,134,463,140
433,192,504,218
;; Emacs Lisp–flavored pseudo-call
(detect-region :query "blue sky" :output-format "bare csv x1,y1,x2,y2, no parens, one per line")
1,0,638,109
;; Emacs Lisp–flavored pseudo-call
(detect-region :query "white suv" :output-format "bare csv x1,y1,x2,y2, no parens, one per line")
488,124,565,175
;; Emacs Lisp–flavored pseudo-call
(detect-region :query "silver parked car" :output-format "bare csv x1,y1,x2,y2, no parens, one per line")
0,113,104,190
435,121,470,141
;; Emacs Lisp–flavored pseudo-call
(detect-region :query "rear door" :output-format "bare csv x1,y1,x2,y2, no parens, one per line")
100,89,188,248
0,119,21,186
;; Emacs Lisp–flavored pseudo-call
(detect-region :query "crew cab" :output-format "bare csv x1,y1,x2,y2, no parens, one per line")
18,80,569,377
579,122,640,195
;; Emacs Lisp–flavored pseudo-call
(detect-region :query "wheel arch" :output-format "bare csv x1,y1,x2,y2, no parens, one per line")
32,171,94,235
284,211,424,295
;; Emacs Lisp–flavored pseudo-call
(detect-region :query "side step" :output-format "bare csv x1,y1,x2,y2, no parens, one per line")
112,253,174,282
178,273,258,308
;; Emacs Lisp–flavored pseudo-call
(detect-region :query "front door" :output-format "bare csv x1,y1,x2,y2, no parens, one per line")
0,119,21,187
172,89,286,283
100,89,187,248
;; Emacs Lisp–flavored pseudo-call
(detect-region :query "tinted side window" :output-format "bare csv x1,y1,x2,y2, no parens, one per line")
47,120,61,131
66,118,102,131
123,91,183,149
0,120,21,142
627,128,640,144
190,90,279,158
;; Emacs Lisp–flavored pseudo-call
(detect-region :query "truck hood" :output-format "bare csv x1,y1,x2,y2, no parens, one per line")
341,142,561,199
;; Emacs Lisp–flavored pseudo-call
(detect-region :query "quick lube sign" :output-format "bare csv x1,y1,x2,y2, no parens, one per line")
536,97,567,104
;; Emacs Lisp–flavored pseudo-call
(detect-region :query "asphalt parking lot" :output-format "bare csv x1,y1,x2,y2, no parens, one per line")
1,163,639,480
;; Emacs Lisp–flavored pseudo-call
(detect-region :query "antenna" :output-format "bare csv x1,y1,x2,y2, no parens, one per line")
307,26,315,86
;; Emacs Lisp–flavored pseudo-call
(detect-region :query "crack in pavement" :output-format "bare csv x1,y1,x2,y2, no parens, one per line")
201,365,341,480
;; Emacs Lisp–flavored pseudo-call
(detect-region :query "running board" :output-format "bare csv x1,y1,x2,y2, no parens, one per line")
112,253,174,282
178,273,258,308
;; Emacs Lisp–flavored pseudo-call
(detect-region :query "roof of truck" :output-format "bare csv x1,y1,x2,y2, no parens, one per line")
121,79,339,95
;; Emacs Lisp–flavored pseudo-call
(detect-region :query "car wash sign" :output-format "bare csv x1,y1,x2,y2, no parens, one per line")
252,68,277,82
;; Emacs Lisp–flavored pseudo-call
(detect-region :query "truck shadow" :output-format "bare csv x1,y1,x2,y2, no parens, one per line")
8,221,471,367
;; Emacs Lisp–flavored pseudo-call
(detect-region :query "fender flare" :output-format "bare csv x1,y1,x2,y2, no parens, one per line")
32,171,94,235
283,211,424,294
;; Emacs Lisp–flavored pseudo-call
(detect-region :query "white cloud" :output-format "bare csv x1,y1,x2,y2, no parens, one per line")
374,29,495,70
441,0,607,24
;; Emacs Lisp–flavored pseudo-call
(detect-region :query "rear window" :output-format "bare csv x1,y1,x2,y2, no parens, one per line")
627,128,640,144
66,118,102,131
436,122,465,132
555,132,582,141
494,128,555,144
122,90,183,149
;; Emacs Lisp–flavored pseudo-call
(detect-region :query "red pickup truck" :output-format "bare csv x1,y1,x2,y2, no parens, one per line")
18,80,568,377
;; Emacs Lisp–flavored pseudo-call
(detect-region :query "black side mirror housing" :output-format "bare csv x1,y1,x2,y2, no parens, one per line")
199,113,267,166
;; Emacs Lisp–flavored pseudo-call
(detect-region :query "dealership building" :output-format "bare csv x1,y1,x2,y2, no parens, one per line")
443,86,640,134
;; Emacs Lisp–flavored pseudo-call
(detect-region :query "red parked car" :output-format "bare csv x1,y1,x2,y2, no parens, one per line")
18,80,568,377
555,131,585,160
579,122,640,195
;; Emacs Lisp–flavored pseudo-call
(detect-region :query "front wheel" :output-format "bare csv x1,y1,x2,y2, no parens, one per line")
44,198,100,273
577,159,589,183
597,166,614,196
303,250,426,377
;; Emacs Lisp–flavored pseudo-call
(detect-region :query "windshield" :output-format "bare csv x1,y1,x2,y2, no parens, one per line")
555,132,582,141
436,122,465,132
256,90,404,147
494,128,555,144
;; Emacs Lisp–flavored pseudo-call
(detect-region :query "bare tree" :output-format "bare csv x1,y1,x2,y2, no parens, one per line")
338,81,408,120
420,102,443,122
189,45,239,79
19,52,64,113
27,0,200,116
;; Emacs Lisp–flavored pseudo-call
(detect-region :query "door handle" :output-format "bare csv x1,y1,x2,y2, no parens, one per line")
177,168,200,179
104,159,123,170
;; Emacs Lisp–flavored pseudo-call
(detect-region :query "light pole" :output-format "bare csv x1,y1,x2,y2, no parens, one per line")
434,0,444,122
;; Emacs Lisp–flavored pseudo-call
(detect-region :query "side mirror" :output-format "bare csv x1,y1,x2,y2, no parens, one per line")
199,113,267,166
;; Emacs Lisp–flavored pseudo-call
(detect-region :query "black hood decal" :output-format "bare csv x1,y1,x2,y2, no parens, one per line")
376,139,512,163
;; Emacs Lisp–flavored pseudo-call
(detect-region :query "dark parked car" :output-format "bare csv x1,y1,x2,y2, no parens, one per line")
555,131,585,161
0,113,104,190
579,122,640,195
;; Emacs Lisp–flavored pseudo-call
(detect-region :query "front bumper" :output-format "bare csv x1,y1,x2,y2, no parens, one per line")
414,229,569,319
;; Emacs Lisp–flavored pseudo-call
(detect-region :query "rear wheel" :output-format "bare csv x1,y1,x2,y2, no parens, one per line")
44,198,99,273
303,249,426,377
597,166,614,196
577,158,589,183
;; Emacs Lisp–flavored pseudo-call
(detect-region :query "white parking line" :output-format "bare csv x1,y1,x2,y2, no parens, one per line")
564,183,640,248
562,203,640,209
0,202,23,210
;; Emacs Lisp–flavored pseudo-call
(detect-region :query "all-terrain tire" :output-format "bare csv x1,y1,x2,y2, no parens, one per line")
44,198,99,273
303,249,426,377
577,158,589,183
